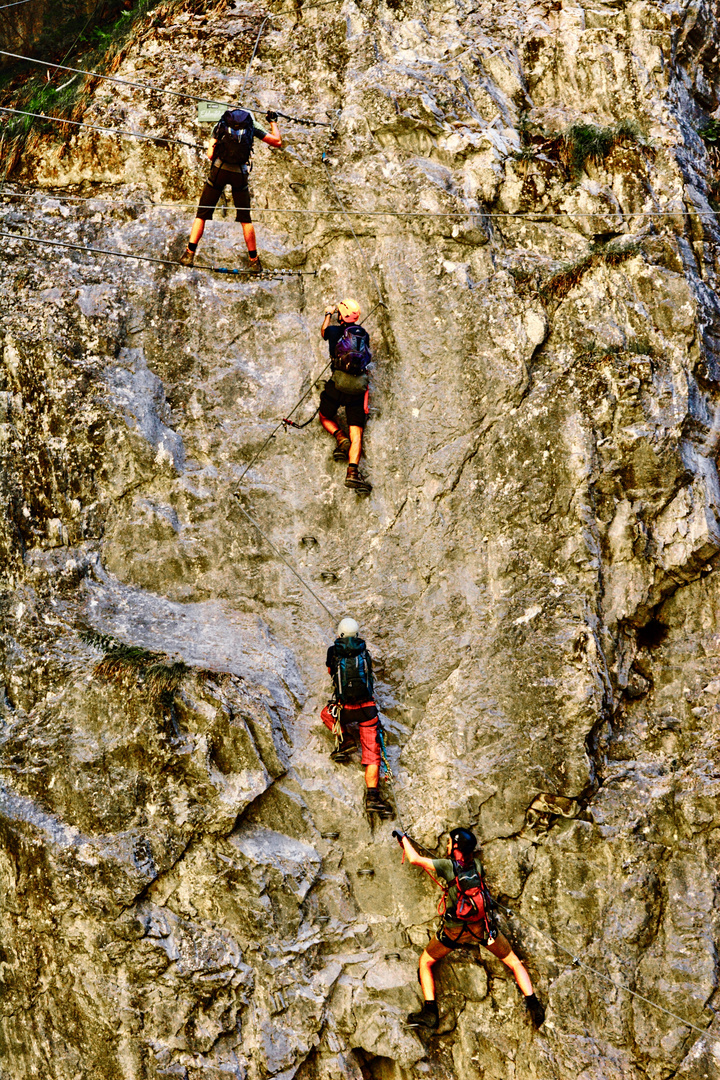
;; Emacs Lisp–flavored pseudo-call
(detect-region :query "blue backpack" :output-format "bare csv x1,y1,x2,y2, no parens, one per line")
213,109,254,166
332,636,373,703
332,326,372,377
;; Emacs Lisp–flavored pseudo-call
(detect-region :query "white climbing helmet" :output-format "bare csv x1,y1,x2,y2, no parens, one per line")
337,617,360,638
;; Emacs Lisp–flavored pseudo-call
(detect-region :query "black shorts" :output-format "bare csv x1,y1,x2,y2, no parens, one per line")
319,380,369,429
197,166,252,224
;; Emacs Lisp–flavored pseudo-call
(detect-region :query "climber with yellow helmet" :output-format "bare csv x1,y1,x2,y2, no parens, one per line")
319,299,373,494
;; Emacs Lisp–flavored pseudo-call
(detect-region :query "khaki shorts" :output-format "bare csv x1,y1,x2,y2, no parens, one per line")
426,926,512,961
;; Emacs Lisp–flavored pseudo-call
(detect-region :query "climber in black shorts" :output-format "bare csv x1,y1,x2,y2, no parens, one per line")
180,108,282,271
319,299,373,494
394,828,545,1031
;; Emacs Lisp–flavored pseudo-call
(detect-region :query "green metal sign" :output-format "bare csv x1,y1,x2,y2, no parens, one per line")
197,101,227,124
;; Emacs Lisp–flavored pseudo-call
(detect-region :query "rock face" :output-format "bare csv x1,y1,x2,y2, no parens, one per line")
2,1,720,1077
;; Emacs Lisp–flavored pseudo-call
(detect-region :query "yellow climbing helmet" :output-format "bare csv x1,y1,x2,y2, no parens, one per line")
338,298,361,323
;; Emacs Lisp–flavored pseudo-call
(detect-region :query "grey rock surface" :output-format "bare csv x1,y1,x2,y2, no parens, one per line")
2,0,720,1077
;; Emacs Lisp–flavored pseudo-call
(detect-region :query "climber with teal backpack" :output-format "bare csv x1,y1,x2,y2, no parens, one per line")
393,827,545,1030
321,618,393,818
319,299,373,494
180,108,282,270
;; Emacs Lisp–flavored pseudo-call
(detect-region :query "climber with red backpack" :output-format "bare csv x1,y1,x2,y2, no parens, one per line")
322,617,393,819
319,300,373,494
394,827,545,1030
180,108,282,271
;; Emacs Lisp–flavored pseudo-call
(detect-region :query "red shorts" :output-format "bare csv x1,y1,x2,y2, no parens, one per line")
322,702,381,766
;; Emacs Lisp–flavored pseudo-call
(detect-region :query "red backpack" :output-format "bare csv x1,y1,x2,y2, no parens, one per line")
446,857,497,939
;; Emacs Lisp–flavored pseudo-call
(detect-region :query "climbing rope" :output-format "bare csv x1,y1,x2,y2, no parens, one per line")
233,499,336,622
234,360,332,487
0,48,332,128
0,230,316,278
2,185,717,220
240,15,271,95
0,105,205,151
497,901,717,1043
377,725,407,834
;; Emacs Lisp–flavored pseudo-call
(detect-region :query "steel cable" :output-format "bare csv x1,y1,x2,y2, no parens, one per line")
234,360,332,487
1,185,716,221
0,48,331,125
0,104,204,150
496,901,717,1043
322,154,384,305
233,500,337,622
0,229,316,277
240,15,271,95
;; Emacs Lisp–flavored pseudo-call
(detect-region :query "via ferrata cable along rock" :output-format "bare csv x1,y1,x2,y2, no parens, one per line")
0,231,317,279
0,48,335,128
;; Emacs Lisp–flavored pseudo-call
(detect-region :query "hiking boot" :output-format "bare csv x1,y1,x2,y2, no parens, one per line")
330,738,357,762
345,464,372,493
365,787,394,819
248,255,264,273
333,432,351,461
524,993,545,1029
179,248,195,267
407,1002,439,1030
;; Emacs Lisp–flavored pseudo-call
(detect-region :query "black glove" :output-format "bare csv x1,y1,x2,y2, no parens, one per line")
392,830,405,844
266,110,278,122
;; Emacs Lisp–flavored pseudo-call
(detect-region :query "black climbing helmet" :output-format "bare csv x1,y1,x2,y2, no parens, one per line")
449,827,477,858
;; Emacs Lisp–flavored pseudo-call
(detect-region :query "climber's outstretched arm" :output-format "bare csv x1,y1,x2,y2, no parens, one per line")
262,118,282,148
401,835,436,873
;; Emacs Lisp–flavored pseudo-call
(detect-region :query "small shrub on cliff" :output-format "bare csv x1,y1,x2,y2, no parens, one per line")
699,119,720,148
562,120,643,180
81,629,189,697
539,242,640,301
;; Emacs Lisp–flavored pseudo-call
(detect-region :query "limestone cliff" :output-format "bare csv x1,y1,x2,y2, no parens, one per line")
2,1,720,1078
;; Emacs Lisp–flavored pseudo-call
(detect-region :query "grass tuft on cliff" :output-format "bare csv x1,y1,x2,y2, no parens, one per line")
562,120,643,180
80,628,190,697
514,115,647,184
539,243,640,301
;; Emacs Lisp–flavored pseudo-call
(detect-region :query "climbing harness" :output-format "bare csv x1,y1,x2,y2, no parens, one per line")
0,49,332,129
0,230,316,278
0,104,205,151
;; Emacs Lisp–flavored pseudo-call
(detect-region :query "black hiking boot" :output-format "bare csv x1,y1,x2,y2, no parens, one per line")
330,738,357,763
345,464,372,493
365,786,393,819
524,993,545,1029
407,1001,439,1030
179,248,195,267
333,431,351,461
